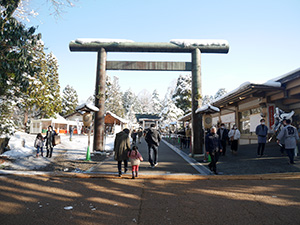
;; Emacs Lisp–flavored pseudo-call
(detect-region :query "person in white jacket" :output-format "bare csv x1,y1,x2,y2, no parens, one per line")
277,119,299,164
228,125,241,155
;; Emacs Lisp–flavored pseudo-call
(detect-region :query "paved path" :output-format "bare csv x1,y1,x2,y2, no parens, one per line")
88,138,210,176
1,175,300,225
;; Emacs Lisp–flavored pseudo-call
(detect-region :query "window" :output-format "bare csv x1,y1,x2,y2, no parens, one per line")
239,107,262,134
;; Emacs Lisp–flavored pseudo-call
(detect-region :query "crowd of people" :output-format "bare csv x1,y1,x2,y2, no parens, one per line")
34,118,299,177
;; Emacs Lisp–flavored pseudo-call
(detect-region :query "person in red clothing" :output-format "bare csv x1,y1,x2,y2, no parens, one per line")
127,145,143,179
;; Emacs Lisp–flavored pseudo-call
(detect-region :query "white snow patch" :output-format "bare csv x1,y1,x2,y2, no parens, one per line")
263,80,281,87
195,104,220,114
170,39,229,47
74,38,134,44
0,131,115,170
76,103,99,112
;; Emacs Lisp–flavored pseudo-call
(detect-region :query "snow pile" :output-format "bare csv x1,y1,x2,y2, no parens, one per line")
195,104,220,114
76,103,99,112
263,80,281,87
74,38,134,44
170,39,229,47
0,132,115,170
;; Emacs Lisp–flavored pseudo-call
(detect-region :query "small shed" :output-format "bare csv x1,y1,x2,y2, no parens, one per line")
30,114,83,134
105,111,128,135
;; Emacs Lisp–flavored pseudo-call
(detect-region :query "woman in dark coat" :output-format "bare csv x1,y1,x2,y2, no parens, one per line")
114,128,131,177
44,125,56,158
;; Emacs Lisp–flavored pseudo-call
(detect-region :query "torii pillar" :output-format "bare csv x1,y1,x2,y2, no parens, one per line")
69,39,229,155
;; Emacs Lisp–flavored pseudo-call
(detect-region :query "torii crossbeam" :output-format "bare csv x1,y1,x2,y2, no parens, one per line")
69,39,229,156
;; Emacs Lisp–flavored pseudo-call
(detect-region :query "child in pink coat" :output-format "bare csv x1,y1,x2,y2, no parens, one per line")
127,146,143,179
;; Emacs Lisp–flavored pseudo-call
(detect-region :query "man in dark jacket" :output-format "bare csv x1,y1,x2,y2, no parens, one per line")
205,127,222,174
217,123,229,156
114,128,131,177
44,125,57,158
145,124,161,168
255,118,269,157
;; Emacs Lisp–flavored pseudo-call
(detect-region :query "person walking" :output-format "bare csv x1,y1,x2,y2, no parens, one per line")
205,127,222,174
44,125,57,158
228,125,241,155
34,133,44,157
114,128,131,177
277,119,299,164
69,126,74,141
137,128,143,144
185,126,191,149
131,129,137,145
255,118,269,157
145,124,161,168
127,145,143,179
217,123,229,156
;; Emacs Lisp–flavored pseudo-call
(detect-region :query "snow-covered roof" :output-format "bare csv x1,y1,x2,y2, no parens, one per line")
170,39,229,48
106,111,128,124
75,103,99,112
74,38,134,44
196,104,220,114
212,79,283,106
178,112,192,121
271,67,300,83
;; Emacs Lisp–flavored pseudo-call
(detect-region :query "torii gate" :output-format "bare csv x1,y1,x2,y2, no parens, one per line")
69,39,229,156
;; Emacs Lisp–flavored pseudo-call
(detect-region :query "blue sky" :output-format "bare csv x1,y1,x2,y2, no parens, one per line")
25,0,300,102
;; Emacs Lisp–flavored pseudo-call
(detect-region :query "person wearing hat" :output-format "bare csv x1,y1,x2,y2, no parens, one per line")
114,128,131,177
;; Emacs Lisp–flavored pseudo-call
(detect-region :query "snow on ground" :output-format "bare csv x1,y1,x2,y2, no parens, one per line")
0,131,115,171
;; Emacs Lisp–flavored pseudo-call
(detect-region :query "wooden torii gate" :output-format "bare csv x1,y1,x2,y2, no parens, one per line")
69,39,229,156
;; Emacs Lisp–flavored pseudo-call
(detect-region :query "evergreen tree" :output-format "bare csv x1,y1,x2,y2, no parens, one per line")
214,88,227,100
122,88,138,122
172,74,192,114
0,0,40,135
151,89,162,115
138,89,152,114
105,76,125,117
160,84,184,127
61,85,78,116
202,95,214,106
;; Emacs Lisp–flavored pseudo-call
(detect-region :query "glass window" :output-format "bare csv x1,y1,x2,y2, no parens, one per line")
239,107,262,134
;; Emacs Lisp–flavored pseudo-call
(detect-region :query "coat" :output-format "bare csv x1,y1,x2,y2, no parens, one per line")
145,128,161,147
217,128,229,142
205,133,222,154
277,125,299,149
255,124,268,143
114,131,131,161
34,137,44,148
44,130,56,147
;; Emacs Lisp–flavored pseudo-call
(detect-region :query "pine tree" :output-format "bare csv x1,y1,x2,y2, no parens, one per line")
122,88,138,123
105,76,125,117
151,89,162,115
202,95,214,106
214,88,227,100
61,85,78,116
138,89,152,114
172,74,192,114
160,84,184,127
0,0,40,135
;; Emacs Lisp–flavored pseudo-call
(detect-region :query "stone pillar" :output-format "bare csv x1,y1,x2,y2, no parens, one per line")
93,48,107,151
191,48,203,156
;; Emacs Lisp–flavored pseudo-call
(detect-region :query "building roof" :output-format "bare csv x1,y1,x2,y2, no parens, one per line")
135,114,161,122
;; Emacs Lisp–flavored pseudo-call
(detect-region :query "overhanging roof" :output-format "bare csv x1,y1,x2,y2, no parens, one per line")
212,83,284,108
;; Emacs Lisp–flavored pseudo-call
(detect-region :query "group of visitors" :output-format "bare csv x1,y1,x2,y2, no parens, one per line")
34,125,57,158
205,123,241,174
207,118,299,174
113,124,161,178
